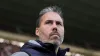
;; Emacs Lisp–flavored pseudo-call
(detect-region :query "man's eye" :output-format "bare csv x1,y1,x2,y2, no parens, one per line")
45,21,52,24
56,22,62,26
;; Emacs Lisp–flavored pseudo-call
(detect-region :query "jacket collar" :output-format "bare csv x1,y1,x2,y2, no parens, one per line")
21,40,70,56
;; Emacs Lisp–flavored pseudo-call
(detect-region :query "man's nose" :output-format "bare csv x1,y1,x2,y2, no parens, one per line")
52,23,57,31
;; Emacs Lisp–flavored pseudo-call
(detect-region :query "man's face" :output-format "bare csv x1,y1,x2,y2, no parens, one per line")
36,12,64,46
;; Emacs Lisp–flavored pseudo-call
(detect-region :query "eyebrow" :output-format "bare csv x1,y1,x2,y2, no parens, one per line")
45,20,63,25
45,19,62,22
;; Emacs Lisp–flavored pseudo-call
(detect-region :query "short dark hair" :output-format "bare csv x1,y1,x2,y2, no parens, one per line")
36,6,63,28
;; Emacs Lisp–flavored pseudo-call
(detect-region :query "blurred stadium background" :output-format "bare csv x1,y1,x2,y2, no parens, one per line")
0,0,100,56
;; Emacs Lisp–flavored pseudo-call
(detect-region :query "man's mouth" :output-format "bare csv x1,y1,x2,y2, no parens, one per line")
50,33,60,37
50,32,60,40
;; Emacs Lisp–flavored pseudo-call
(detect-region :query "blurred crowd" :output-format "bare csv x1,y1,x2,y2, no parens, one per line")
0,42,20,56
0,38,21,56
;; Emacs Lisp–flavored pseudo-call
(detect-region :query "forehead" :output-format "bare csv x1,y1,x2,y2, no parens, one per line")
40,12,63,23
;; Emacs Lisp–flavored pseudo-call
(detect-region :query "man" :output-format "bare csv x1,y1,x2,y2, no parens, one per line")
11,6,69,56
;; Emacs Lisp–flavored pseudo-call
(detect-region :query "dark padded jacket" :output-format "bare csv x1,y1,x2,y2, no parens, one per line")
11,40,69,56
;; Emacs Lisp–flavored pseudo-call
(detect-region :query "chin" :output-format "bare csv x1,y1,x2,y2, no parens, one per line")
50,40,61,46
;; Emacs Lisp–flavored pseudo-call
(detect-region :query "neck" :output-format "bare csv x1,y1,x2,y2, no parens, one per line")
45,43,59,54
55,47,59,54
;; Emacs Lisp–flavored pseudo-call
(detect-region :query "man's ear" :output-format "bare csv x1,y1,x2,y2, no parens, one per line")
35,28,40,36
